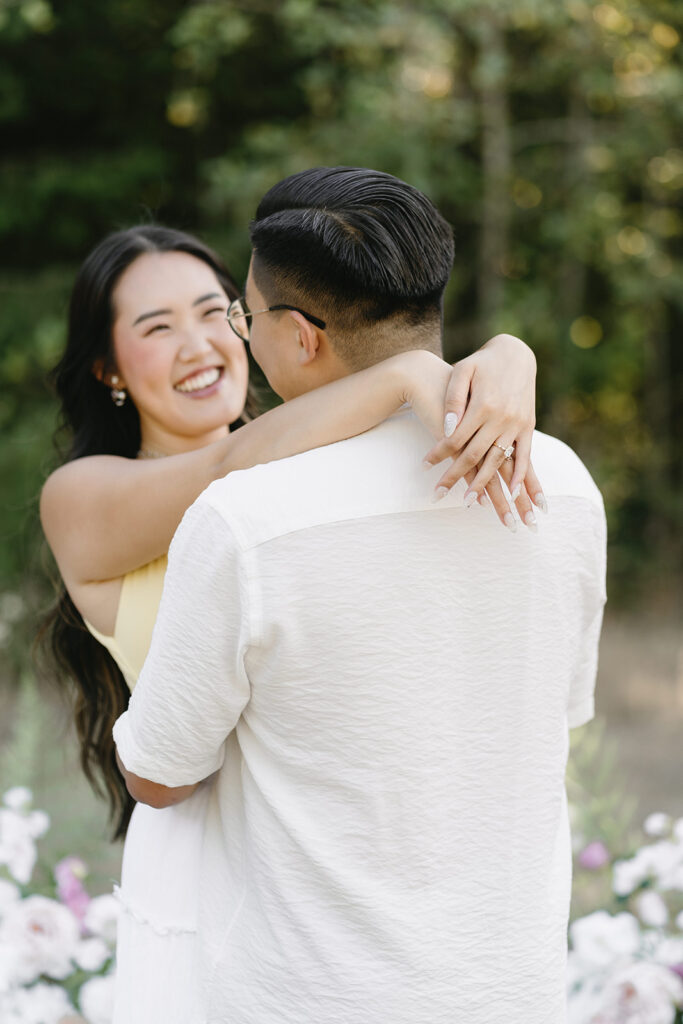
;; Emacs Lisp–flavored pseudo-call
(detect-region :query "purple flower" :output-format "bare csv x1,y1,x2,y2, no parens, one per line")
578,840,610,870
670,963,683,981
54,856,91,927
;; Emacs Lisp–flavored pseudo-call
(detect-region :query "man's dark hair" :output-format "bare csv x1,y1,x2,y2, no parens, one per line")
249,166,454,368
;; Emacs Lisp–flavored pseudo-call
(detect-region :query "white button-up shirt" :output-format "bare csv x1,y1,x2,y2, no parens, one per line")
114,410,607,1024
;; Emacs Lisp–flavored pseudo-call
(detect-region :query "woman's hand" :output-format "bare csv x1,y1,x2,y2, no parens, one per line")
419,335,547,529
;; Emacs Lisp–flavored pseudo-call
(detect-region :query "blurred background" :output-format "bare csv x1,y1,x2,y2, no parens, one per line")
0,0,681,896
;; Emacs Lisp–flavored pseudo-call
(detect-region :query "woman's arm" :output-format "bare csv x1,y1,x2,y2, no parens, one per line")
41,351,431,587
41,337,541,588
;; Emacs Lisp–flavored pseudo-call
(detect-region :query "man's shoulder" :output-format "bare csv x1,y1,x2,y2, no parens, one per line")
197,411,431,550
196,418,604,551
530,431,603,510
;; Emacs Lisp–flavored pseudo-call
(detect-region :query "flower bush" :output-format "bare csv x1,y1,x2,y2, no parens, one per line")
0,787,118,1024
570,813,683,1023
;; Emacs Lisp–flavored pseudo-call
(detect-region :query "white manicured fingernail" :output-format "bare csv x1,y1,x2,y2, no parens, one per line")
511,484,521,502
432,486,449,503
464,490,478,508
423,460,433,471
444,413,458,437
524,511,538,533
504,512,517,533
479,493,492,508
534,492,548,514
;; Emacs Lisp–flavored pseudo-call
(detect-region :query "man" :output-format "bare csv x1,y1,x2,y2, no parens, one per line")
114,166,606,1023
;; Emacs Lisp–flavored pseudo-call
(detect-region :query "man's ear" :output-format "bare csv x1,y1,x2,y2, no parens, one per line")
289,311,323,366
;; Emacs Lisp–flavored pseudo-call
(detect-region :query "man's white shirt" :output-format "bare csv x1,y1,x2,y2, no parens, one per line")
114,410,607,1024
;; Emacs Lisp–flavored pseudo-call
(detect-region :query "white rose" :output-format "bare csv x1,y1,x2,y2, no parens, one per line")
643,840,683,891
636,890,669,928
653,935,683,967
79,973,116,1024
0,937,19,994
0,809,38,885
570,910,641,968
0,895,81,985
25,810,50,840
83,894,120,946
0,878,20,917
74,936,111,972
612,855,647,896
0,980,75,1023
590,960,683,1024
644,813,673,838
566,973,604,1024
2,787,33,811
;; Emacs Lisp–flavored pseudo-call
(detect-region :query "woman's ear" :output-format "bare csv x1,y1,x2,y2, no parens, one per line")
92,358,122,388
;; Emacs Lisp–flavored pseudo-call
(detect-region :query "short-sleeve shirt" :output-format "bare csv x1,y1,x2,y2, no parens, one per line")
114,412,607,1024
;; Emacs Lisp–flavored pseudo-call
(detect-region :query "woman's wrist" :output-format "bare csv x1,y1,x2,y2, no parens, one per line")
482,333,536,373
392,349,446,408
210,429,241,483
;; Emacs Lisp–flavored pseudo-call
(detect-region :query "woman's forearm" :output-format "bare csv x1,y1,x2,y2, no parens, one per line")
41,352,426,585
219,352,426,476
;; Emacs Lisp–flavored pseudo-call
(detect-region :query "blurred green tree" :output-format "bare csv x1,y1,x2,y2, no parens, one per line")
0,0,681,627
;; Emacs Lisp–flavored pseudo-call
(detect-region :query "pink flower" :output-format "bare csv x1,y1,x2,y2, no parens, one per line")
54,856,91,926
578,840,610,871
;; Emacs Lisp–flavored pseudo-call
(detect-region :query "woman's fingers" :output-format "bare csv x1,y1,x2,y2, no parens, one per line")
458,443,513,507
429,423,499,485
507,429,531,500
433,422,519,494
428,426,544,536
423,394,487,467
497,458,539,532
442,359,474,439
482,474,517,531
524,460,548,514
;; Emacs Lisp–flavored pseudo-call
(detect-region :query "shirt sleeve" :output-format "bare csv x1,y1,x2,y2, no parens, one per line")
113,499,254,786
567,500,607,730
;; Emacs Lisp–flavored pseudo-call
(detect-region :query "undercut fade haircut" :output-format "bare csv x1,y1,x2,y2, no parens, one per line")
249,167,454,368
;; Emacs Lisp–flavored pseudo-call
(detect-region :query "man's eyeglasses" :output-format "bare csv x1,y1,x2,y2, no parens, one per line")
226,297,326,343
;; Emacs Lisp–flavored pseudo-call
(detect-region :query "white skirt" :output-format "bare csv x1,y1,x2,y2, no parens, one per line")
112,781,212,1024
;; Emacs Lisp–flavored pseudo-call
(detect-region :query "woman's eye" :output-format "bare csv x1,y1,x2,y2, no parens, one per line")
145,323,170,336
203,306,227,317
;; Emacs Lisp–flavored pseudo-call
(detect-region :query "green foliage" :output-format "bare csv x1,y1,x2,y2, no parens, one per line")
0,0,681,619
568,717,639,845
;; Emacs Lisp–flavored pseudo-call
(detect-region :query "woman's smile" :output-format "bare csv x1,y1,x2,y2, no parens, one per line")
174,365,224,396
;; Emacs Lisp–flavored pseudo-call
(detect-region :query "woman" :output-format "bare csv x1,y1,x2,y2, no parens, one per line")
40,225,541,1022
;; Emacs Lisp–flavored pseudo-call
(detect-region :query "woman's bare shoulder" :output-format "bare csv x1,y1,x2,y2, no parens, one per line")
41,456,127,520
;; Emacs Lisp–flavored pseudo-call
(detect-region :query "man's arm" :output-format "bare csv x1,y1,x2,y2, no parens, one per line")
567,498,607,730
113,496,253,795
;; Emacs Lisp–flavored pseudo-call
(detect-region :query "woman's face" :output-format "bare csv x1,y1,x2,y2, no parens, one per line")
109,250,249,453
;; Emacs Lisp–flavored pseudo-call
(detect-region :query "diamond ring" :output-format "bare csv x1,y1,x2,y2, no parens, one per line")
493,442,515,460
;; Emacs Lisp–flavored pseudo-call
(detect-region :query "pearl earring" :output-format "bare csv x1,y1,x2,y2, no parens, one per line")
110,375,127,407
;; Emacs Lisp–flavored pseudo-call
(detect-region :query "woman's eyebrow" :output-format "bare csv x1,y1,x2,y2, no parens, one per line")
133,308,172,326
132,293,223,326
193,292,223,306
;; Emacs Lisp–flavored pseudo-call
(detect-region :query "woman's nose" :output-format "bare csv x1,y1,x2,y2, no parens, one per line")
178,326,214,359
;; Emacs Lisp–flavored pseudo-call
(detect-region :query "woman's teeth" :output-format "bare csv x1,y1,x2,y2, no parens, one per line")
175,368,221,393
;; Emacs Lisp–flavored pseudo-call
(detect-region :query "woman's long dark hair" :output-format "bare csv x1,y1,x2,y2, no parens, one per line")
41,225,252,839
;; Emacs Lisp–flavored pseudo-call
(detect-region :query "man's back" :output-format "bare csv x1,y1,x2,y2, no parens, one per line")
125,410,606,1024
177,410,606,1023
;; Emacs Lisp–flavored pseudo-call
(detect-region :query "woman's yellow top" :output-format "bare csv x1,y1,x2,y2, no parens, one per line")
84,555,168,691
